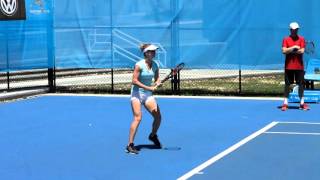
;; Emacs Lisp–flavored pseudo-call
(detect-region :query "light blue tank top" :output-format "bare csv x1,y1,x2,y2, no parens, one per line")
131,59,159,93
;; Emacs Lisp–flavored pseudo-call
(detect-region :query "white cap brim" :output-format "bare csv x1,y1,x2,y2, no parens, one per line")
143,44,159,53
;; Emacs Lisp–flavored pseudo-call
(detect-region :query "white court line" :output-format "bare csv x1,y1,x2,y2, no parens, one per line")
277,121,320,125
177,121,279,180
44,93,281,101
44,93,130,98
264,131,320,136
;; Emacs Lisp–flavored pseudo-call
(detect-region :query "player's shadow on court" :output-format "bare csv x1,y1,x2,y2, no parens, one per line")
135,144,181,151
277,105,300,110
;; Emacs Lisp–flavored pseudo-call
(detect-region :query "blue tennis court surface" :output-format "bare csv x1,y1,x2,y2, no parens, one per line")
181,122,320,180
0,95,319,180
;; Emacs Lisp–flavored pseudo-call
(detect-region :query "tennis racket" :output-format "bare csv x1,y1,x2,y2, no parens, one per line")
305,41,315,55
160,62,185,84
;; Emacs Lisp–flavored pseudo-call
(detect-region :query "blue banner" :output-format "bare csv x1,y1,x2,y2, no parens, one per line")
1,0,320,70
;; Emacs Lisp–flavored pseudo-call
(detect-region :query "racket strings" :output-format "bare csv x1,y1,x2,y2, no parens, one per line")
305,41,315,54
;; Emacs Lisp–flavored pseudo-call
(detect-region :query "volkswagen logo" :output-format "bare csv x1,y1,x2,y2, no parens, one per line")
0,0,18,16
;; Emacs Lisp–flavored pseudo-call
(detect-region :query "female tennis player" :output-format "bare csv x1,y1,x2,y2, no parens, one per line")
126,44,162,154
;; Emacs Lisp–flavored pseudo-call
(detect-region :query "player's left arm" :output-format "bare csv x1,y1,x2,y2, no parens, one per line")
154,68,161,87
153,61,162,87
296,38,305,54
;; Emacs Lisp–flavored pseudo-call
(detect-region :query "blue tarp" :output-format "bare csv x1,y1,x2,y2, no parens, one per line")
1,0,320,70
305,58,320,81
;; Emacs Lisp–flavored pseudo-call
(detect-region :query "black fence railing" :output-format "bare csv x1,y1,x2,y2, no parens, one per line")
50,68,286,96
6,67,316,97
0,69,49,92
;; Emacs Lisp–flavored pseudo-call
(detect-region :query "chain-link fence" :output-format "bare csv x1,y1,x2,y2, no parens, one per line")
52,68,290,96
0,69,49,92
1,67,320,97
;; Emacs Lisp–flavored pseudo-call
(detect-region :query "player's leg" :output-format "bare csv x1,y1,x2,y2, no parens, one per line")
282,70,293,111
296,70,309,110
129,98,143,144
144,96,162,147
126,97,142,154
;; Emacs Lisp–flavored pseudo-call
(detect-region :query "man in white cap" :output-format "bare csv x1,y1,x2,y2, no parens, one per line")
281,22,309,111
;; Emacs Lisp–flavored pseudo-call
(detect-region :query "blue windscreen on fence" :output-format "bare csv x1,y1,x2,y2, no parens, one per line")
0,0,320,71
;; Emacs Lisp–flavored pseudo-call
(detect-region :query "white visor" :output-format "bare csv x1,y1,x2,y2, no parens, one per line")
143,44,159,53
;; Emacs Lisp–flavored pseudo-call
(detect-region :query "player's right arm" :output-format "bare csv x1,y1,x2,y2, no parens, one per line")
132,65,157,91
282,38,300,54
282,45,300,54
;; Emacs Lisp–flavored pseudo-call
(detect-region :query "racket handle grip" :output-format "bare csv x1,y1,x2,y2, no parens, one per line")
161,78,168,83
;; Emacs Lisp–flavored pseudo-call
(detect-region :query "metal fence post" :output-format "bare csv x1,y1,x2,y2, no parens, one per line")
5,24,10,90
239,69,242,94
171,0,180,95
110,0,114,94
48,0,56,93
